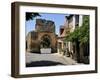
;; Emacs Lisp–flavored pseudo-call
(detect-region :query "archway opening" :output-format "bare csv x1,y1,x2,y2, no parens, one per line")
40,35,51,48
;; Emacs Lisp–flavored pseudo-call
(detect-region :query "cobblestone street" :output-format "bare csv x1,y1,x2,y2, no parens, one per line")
26,53,78,67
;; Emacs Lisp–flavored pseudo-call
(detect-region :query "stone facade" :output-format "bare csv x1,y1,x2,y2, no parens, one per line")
35,19,55,32
58,15,84,61
26,19,57,53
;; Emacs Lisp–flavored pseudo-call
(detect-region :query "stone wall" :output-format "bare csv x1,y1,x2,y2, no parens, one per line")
26,19,57,53
35,19,55,33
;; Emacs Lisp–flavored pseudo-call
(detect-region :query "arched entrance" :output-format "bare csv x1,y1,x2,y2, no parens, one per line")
40,35,51,48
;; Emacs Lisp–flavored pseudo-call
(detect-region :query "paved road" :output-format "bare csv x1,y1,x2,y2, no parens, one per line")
26,53,78,66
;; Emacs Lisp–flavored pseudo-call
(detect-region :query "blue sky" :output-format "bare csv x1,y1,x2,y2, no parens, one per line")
25,13,67,35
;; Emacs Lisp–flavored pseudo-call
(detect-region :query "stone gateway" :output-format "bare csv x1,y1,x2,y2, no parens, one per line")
26,19,57,53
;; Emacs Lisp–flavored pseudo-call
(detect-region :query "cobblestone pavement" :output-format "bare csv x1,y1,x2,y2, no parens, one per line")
26,53,78,65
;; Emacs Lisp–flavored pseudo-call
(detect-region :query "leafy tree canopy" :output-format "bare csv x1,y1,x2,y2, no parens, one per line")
26,12,41,21
65,15,89,44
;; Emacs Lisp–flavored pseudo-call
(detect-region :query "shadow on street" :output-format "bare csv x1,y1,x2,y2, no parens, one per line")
26,60,64,67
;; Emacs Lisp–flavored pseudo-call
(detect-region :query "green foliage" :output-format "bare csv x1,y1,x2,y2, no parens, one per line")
65,15,89,44
26,12,41,21
40,37,51,48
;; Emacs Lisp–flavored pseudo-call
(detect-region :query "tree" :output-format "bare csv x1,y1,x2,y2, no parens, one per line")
26,12,41,21
79,16,89,44
65,15,89,63
65,15,89,44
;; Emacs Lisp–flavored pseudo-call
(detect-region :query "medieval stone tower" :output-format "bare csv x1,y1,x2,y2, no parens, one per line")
26,19,57,53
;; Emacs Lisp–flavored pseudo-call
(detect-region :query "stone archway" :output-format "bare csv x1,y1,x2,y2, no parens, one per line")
40,34,51,48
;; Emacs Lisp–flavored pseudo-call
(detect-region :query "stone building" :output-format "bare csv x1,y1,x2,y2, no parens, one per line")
65,15,83,53
58,15,84,62
26,19,57,53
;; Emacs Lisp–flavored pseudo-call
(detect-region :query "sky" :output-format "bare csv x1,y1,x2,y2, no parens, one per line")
25,13,68,36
